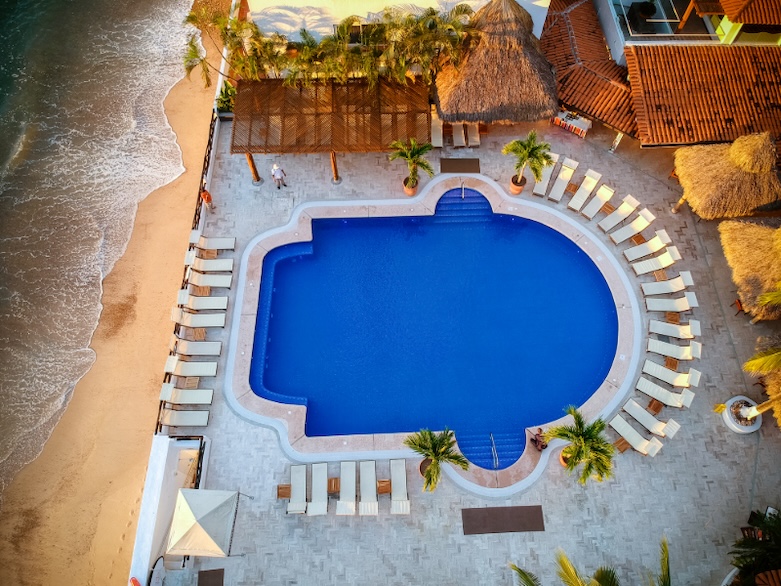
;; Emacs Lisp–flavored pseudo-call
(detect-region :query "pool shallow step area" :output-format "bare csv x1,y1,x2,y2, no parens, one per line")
455,432,527,470
433,189,493,223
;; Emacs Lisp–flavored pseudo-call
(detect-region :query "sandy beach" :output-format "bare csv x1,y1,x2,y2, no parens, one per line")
0,16,222,586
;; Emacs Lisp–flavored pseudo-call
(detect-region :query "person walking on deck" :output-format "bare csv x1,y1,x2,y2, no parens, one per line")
272,163,287,189
200,189,215,211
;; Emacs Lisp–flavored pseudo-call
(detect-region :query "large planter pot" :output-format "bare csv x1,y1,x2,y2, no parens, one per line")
403,177,418,197
418,458,432,477
559,451,570,468
509,175,526,195
722,395,762,434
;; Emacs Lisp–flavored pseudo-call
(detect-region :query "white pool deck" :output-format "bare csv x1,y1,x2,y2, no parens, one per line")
145,119,781,585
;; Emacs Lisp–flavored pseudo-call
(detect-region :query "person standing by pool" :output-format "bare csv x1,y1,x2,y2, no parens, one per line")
200,188,215,211
272,163,287,189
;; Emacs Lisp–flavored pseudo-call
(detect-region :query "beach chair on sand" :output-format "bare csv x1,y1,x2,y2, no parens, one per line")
431,107,444,148
185,267,233,289
466,123,480,147
649,318,701,340
632,246,681,276
185,250,233,273
533,153,559,196
177,290,228,311
170,335,222,356
647,338,702,361
171,307,225,328
624,229,672,262
610,413,663,456
636,376,695,408
642,271,694,296
548,158,579,202
336,461,357,515
580,184,615,220
598,195,639,232
623,398,681,438
287,465,307,514
307,463,328,516
359,461,379,516
452,123,466,147
609,208,655,244
567,169,601,212
643,359,701,388
645,292,699,313
165,356,218,378
390,459,410,515
159,408,209,428
159,383,213,405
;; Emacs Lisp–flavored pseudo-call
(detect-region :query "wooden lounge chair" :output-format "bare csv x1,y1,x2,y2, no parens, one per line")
336,461,357,516
533,153,559,196
431,108,444,148
623,398,681,438
632,246,681,276
609,208,656,244
649,318,701,340
287,465,307,514
170,335,222,356
643,359,701,388
171,307,226,328
642,271,694,296
645,292,699,313
307,463,328,516
598,194,640,232
466,123,480,147
177,289,228,311
164,356,218,378
159,382,213,405
452,123,466,147
159,408,209,428
636,376,695,408
185,250,233,273
624,229,672,262
548,158,579,202
566,169,601,212
581,184,615,220
647,338,702,361
390,459,410,515
186,267,233,289
359,461,379,516
609,413,663,456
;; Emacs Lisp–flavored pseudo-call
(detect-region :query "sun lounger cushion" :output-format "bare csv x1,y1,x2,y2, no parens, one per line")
390,459,410,515
580,184,615,220
567,169,601,212
185,267,233,289
307,463,328,516
632,246,681,276
609,208,655,244
336,461,357,515
197,235,236,251
643,359,701,388
160,408,209,427
548,158,579,202
649,318,701,339
647,339,702,360
533,153,559,196
359,461,378,516
645,292,699,312
609,413,663,456
623,398,680,438
287,465,307,514
171,307,226,328
466,123,480,147
641,271,694,296
165,356,218,378
623,229,672,262
185,251,233,273
636,377,695,408
431,108,444,149
172,337,222,356
598,195,640,232
452,123,466,147
159,383,214,405
177,290,228,311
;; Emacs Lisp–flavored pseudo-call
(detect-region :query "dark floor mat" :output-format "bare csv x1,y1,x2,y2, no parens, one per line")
440,158,481,173
462,505,544,535
198,568,225,586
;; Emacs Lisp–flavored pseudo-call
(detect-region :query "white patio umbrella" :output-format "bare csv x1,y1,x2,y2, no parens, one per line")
166,489,239,557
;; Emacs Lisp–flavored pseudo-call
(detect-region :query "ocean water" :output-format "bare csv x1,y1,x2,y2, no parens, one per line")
0,0,193,496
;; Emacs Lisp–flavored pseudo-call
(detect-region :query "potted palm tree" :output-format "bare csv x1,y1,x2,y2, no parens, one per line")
501,131,553,195
388,138,435,196
544,406,614,485
403,428,469,491
510,549,621,585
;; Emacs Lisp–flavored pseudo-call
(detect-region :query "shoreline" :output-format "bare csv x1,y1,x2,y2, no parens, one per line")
0,38,219,586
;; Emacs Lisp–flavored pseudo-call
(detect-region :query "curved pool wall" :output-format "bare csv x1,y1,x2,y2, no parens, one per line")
224,174,643,496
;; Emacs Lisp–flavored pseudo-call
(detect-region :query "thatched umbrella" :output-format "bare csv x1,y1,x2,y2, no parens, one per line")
433,0,558,124
672,132,781,219
718,220,781,321
755,362,781,428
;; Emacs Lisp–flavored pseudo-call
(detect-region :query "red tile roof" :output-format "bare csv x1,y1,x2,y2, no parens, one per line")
720,0,781,24
625,44,781,147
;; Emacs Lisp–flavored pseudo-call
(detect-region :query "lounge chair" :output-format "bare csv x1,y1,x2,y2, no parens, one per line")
287,465,307,514
609,208,656,244
580,184,615,220
466,123,480,147
390,459,410,515
642,271,694,296
159,382,213,405
647,338,702,360
185,267,233,289
171,307,225,328
431,108,443,148
632,246,682,276
185,250,233,273
548,158,579,202
609,413,663,456
194,233,236,251
642,359,701,388
623,398,681,438
636,376,695,408
170,336,222,356
177,289,228,311
623,229,672,262
649,318,701,339
164,356,218,378
452,123,466,147
533,153,559,196
307,463,328,516
645,292,699,313
159,408,209,427
359,461,379,516
567,169,602,212
335,461,357,515
598,194,640,232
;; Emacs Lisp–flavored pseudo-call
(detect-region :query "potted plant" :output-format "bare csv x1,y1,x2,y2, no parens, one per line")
388,138,435,196
729,509,781,585
501,131,553,195
403,428,469,491
544,406,614,485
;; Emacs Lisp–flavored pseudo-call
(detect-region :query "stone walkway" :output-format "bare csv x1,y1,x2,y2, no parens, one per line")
164,119,781,585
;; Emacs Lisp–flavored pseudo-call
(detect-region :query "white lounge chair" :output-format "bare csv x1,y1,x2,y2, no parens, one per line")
185,250,233,273
567,169,601,212
636,376,695,408
646,292,699,313
431,108,443,148
624,229,672,262
359,461,378,516
159,383,213,405
623,399,681,438
466,123,480,147
609,208,656,244
643,359,701,388
177,289,228,311
307,463,328,516
170,335,222,356
159,408,209,427
609,413,663,456
164,356,218,378
580,184,615,220
287,465,307,514
548,157,579,202
336,461,357,516
533,153,559,196
632,246,682,276
452,123,466,147
390,459,410,515
194,233,236,251
186,267,233,289
171,307,225,328
649,318,701,339
642,271,694,296
598,194,640,232
647,339,702,361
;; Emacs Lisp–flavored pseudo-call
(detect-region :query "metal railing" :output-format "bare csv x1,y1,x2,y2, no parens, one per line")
489,433,499,470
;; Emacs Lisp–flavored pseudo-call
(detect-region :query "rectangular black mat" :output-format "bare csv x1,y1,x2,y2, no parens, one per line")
462,505,545,535
198,569,225,586
441,158,480,174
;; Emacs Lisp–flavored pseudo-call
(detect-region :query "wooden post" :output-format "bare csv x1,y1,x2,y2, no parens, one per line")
330,150,342,184
609,132,624,153
671,195,686,213
245,152,262,184
676,0,696,32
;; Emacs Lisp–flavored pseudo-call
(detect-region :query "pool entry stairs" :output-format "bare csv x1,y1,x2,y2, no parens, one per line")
456,431,526,471
433,188,493,224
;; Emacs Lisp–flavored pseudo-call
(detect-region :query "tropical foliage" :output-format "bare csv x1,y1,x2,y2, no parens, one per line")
216,80,236,112
647,537,670,586
388,138,434,188
544,406,614,485
730,510,781,585
501,131,553,184
403,428,468,491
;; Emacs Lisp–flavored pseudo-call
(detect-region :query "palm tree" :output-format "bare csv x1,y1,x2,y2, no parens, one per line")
388,138,435,193
403,428,468,491
544,406,615,485
510,550,621,586
647,537,671,586
510,563,542,586
730,510,781,585
501,131,553,191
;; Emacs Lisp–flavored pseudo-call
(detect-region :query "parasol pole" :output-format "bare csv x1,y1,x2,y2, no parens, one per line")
245,152,262,185
330,150,342,185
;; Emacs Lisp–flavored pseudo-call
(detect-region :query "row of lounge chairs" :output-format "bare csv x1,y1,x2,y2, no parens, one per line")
430,107,480,149
278,460,410,516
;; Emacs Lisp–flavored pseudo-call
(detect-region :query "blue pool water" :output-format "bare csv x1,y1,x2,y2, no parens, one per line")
250,190,618,469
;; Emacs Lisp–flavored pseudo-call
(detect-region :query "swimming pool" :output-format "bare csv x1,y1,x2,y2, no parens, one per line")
249,188,618,469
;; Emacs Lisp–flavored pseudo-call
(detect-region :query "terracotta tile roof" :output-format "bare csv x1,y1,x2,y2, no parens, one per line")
625,44,781,147
540,0,637,136
720,0,781,24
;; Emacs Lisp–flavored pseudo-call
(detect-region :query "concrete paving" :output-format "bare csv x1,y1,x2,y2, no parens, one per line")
163,118,781,585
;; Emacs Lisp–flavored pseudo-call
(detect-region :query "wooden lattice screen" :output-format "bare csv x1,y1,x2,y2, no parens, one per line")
231,78,431,154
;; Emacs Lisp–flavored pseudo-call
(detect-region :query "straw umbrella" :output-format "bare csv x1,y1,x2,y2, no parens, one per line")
433,0,558,124
672,132,781,219
718,220,781,322
747,363,781,428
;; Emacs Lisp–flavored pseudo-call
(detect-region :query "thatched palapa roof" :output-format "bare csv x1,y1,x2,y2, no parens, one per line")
434,0,558,124
718,220,781,321
753,337,781,428
675,132,781,220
